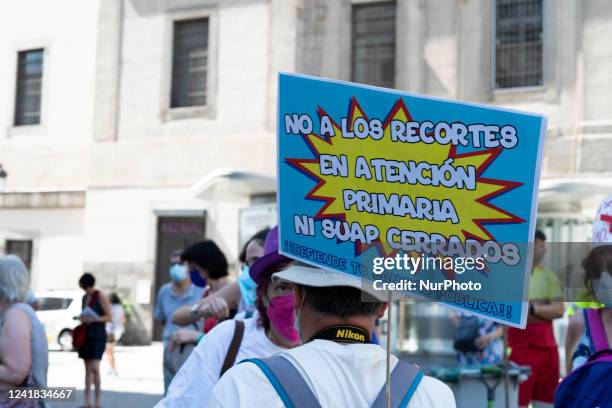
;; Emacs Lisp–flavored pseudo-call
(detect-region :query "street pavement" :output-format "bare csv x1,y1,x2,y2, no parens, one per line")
47,343,164,408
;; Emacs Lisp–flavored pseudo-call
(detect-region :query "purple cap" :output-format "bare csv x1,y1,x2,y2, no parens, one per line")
249,226,291,284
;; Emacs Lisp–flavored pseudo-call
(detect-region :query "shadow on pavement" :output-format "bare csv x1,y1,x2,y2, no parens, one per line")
67,390,163,408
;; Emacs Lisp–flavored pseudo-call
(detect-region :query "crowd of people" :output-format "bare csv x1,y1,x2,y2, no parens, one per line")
0,196,610,407
153,196,612,407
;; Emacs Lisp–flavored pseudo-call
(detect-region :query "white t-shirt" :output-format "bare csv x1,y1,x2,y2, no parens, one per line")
107,304,125,336
209,339,456,408
155,315,283,408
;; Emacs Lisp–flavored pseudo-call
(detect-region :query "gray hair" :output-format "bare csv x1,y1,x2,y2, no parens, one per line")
0,255,29,304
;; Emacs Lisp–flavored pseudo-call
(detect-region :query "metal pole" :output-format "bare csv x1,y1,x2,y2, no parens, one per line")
398,299,405,351
386,291,392,408
503,326,510,408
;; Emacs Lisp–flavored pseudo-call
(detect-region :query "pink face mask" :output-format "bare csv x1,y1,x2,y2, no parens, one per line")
266,293,299,343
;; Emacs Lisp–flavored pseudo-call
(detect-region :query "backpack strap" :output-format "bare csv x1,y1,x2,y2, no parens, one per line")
241,356,322,408
220,320,245,376
371,360,424,408
243,356,422,408
586,308,609,352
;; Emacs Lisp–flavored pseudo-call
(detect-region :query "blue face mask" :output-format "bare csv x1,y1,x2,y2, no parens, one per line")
190,268,208,288
592,272,612,308
237,265,257,307
169,264,187,282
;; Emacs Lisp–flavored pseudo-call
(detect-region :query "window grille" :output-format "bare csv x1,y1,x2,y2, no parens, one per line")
5,240,33,273
495,0,543,89
351,2,396,88
14,49,44,126
171,18,209,108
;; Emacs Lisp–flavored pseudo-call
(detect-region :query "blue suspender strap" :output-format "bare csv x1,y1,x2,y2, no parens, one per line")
241,356,322,408
583,309,595,354
371,361,424,408
241,358,294,407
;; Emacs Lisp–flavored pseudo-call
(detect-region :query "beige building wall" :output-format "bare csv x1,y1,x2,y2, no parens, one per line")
0,0,98,291
85,0,295,334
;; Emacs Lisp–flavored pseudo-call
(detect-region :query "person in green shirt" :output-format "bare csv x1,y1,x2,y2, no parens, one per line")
508,230,564,407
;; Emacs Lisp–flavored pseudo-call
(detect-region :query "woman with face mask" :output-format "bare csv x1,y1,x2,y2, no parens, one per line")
154,251,205,394
155,227,300,408
172,228,270,326
235,228,269,318
565,196,612,374
169,240,231,346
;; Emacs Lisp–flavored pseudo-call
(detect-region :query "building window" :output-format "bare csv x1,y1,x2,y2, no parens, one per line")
171,18,209,108
5,239,33,273
14,49,44,126
351,2,396,88
495,0,543,89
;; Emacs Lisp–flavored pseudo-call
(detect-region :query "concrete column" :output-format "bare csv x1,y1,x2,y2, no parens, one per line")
555,0,580,126
268,0,299,131
396,0,426,93
582,0,612,121
321,0,351,81
457,0,492,102
93,0,123,142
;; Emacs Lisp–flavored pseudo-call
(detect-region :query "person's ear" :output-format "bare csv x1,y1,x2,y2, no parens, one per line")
262,291,271,308
293,285,303,309
376,303,389,319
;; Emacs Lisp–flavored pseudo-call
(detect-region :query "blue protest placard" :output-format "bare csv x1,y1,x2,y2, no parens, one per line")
277,73,547,328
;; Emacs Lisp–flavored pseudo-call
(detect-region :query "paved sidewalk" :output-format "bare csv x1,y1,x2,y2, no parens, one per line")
48,343,164,407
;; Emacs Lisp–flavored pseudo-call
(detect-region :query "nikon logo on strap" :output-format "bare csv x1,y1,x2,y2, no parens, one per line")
311,325,369,344
336,328,365,342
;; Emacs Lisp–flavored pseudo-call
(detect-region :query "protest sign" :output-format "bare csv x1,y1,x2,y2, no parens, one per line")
277,73,547,328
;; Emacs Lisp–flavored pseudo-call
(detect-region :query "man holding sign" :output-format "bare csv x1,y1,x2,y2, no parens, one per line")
210,73,547,407
208,263,455,407
508,230,564,408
